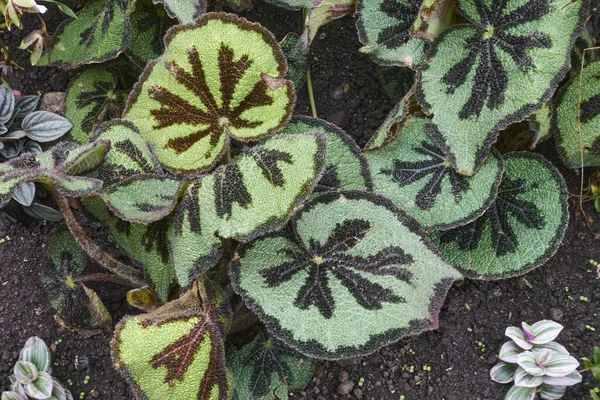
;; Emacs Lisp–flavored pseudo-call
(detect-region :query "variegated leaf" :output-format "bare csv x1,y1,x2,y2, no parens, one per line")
530,103,552,147
65,68,125,144
366,117,503,230
433,153,569,279
553,59,600,168
124,13,295,173
489,362,517,384
19,337,51,373
262,0,314,9
112,282,232,400
505,385,536,400
39,0,135,67
230,191,461,359
417,0,586,175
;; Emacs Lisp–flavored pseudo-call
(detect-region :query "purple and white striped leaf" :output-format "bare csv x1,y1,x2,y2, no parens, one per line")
490,362,516,384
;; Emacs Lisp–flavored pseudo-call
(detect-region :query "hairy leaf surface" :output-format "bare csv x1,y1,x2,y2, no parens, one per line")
366,117,503,230
262,0,314,9
127,0,174,68
65,69,125,144
99,174,182,224
230,191,461,359
39,0,135,67
553,59,600,168
41,229,98,329
280,116,372,194
124,13,295,173
228,333,315,400
112,282,232,400
356,0,427,68
433,152,568,279
153,0,206,23
0,141,107,207
417,0,585,175
530,103,552,146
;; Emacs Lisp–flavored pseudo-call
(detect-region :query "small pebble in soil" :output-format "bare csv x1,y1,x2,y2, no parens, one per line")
337,380,354,395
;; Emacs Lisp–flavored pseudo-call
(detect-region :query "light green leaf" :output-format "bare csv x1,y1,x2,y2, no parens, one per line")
126,0,174,68
280,116,372,194
153,0,206,23
530,103,552,146
64,68,124,144
356,0,428,68
19,337,51,373
124,13,295,173
544,354,579,377
553,59,600,168
529,320,562,345
99,174,182,224
1,392,27,400
539,384,567,400
417,0,586,175
490,362,517,384
228,333,315,400
230,191,461,359
366,116,503,231
39,0,135,67
433,153,569,279
111,282,232,400
514,366,543,387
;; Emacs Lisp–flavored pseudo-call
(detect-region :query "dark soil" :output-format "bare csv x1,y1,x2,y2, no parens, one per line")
0,1,599,400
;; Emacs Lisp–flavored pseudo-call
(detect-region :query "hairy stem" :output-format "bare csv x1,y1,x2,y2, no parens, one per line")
52,190,147,287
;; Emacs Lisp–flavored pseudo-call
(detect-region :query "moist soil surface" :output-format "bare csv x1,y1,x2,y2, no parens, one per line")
0,1,599,399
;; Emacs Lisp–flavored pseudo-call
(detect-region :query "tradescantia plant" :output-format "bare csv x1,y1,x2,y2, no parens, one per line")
490,320,582,400
2,337,74,400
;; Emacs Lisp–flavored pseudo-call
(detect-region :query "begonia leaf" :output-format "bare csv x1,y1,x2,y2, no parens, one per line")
65,68,125,144
228,333,315,400
417,0,586,175
279,116,372,194
41,229,99,329
364,93,410,151
262,0,314,9
153,0,206,23
126,0,174,68
433,152,569,279
112,281,232,400
366,116,503,230
553,59,600,168
39,0,135,67
230,191,461,359
124,13,295,174
356,0,428,68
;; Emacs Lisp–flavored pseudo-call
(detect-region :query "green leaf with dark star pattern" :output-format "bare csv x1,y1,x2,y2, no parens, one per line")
366,116,503,230
228,332,315,400
417,0,586,175
124,13,295,174
230,191,461,359
39,0,135,67
65,68,126,144
432,152,569,279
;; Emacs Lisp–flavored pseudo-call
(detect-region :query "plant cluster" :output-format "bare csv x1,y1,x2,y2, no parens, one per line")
0,0,596,399
1,337,73,400
490,320,582,400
